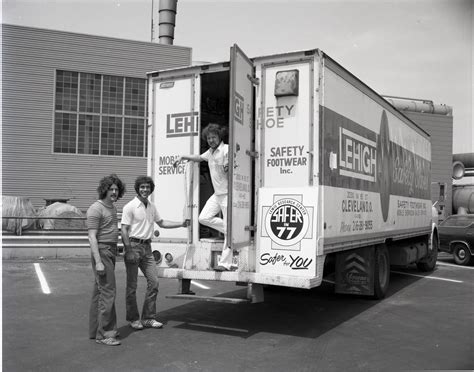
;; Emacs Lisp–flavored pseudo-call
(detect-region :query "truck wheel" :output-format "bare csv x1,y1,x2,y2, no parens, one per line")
417,233,438,272
373,244,390,299
453,244,472,266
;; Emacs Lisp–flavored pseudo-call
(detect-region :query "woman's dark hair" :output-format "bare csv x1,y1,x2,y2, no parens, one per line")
97,174,126,200
134,175,155,194
201,123,227,142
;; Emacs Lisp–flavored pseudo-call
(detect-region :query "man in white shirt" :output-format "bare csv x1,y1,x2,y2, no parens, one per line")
121,175,188,330
174,123,234,271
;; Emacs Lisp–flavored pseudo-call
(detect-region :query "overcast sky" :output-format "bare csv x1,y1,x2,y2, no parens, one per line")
2,0,473,153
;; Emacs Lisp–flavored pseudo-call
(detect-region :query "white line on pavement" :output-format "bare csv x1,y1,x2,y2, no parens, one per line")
191,280,210,289
34,263,51,294
187,323,249,333
437,261,474,270
391,270,463,283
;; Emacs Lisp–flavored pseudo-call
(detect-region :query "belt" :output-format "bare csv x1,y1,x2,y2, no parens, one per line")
98,242,117,247
130,237,151,244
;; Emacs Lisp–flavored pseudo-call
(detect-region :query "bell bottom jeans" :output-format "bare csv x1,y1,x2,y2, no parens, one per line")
89,243,118,340
125,241,160,322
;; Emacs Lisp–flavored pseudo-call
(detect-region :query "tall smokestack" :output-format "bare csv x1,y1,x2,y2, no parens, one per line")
157,0,178,45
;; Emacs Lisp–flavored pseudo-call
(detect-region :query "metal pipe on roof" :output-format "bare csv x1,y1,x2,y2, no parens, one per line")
452,153,474,179
383,96,453,116
453,184,474,214
158,0,178,45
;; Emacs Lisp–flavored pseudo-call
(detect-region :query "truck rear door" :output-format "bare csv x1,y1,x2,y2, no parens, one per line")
149,72,199,242
228,44,254,249
254,52,319,278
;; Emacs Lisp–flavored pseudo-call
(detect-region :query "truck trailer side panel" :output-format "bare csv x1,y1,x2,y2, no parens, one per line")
320,58,432,254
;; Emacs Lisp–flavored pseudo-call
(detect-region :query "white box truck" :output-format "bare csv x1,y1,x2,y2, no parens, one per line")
147,45,439,302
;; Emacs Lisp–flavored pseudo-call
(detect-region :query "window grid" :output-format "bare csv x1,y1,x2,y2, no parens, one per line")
124,118,145,157
102,75,124,115
53,70,146,158
79,73,101,113
55,71,78,111
54,113,77,153
78,115,100,154
121,78,126,157
99,75,103,154
101,116,122,156
75,75,81,153
125,78,146,116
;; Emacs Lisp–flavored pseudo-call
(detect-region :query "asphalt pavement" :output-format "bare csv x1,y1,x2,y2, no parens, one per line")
2,254,473,371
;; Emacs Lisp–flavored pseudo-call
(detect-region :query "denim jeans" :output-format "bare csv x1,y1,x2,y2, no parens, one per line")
125,241,159,322
89,243,118,340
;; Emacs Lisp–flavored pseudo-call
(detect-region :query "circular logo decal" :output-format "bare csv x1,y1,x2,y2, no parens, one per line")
265,198,309,246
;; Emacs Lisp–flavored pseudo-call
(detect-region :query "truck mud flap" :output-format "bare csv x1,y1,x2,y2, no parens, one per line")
335,246,374,296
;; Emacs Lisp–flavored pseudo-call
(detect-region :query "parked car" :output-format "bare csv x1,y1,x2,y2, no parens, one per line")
438,214,474,265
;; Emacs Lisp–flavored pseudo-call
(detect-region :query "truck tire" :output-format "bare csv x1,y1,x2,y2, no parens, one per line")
373,244,390,299
417,233,439,272
453,244,472,266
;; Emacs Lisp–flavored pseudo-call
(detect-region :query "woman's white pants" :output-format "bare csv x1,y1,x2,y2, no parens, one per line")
198,194,233,269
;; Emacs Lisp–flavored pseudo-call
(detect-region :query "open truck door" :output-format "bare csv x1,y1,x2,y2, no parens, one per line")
149,74,198,244
228,44,255,250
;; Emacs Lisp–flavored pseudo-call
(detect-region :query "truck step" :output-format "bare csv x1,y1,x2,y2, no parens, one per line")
166,294,250,304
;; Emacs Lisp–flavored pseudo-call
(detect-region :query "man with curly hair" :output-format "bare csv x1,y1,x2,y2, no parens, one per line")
121,175,188,331
87,174,126,346
174,123,234,272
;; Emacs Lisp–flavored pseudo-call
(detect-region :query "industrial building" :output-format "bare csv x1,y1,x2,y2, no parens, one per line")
384,96,454,218
2,24,191,211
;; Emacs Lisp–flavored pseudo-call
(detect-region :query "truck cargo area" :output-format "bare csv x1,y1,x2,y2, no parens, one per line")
148,45,439,303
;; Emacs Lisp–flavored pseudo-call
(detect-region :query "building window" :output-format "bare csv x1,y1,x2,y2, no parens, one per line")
124,117,146,156
79,73,101,113
78,115,100,154
55,71,78,111
54,70,147,157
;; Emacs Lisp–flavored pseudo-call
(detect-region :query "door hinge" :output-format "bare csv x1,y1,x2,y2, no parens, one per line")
245,225,256,231
246,150,259,158
247,74,260,86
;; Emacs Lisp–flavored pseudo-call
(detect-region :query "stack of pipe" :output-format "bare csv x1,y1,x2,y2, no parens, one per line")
158,0,178,45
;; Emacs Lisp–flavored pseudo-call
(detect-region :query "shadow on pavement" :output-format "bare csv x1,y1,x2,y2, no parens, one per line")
157,268,424,339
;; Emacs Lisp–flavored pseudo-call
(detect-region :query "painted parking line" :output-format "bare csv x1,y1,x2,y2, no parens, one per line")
34,263,51,294
437,261,474,270
391,270,463,283
191,280,210,290
187,323,249,333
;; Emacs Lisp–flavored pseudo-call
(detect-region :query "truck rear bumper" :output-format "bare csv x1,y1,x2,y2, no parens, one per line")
157,267,323,289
